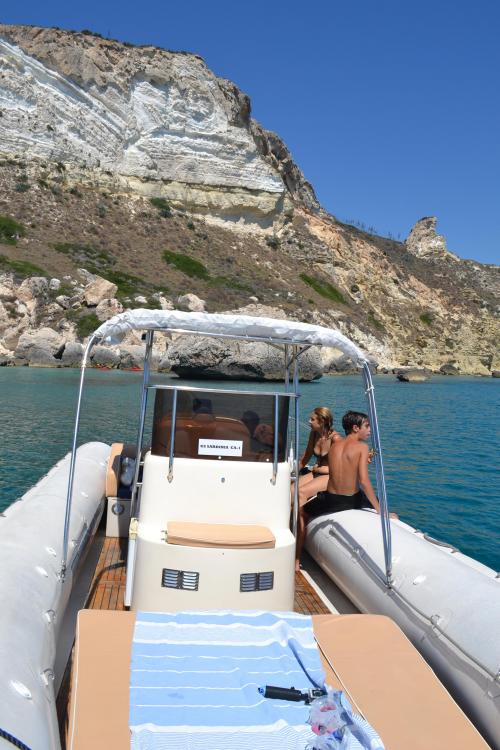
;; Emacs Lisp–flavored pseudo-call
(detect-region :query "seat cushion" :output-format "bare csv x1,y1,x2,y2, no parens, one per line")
166,521,276,548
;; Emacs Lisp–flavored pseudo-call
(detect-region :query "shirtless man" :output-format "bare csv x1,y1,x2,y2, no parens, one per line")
295,411,379,571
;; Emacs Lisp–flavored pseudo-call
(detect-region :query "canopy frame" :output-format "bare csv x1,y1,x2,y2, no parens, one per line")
60,311,393,590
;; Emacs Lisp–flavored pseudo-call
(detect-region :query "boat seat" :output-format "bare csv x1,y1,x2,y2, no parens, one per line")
105,442,136,498
166,521,276,548
67,610,492,750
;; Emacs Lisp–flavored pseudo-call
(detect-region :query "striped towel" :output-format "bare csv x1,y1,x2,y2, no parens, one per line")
129,610,384,750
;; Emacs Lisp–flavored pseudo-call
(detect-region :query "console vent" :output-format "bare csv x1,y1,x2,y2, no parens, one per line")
240,571,274,592
161,568,199,591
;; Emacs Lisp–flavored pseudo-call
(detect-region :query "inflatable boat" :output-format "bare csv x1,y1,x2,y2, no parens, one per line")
0,309,496,750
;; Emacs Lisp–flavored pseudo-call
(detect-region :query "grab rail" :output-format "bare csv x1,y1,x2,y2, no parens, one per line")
362,362,393,587
60,334,97,580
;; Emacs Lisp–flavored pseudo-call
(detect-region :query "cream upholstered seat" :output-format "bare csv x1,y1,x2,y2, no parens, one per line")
166,521,276,549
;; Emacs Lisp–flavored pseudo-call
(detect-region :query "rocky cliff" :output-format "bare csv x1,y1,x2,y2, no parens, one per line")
0,25,498,376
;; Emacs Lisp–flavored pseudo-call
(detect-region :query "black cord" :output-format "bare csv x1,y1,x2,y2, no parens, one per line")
0,728,32,750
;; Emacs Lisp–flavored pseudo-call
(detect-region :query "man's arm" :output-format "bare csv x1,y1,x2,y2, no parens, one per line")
358,444,380,512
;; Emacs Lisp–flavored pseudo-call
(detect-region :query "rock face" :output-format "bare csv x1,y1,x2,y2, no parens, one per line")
396,369,430,382
0,25,498,378
405,217,457,260
14,327,65,366
165,336,323,381
0,25,318,228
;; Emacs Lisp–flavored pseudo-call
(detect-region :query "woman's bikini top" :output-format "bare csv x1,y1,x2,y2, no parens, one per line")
313,437,331,467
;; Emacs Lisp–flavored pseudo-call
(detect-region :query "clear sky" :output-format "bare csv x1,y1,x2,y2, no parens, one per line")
2,0,499,264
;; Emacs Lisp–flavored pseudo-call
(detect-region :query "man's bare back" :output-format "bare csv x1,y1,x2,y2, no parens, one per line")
326,414,380,511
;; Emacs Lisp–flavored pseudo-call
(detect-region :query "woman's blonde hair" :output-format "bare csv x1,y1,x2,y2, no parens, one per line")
312,406,333,434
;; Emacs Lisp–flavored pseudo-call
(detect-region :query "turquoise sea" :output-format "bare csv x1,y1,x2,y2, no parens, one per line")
0,368,498,571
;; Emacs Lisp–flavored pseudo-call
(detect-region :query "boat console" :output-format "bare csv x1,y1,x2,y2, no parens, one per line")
128,385,297,611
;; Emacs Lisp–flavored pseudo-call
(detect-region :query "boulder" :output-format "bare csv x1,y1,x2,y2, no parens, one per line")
0,277,16,302
492,370,500,378
95,298,123,322
61,341,84,367
396,369,430,383
84,277,118,306
55,295,71,309
119,345,145,370
90,345,120,368
49,278,61,292
164,336,323,381
439,363,460,375
14,327,66,366
177,293,206,312
17,277,49,303
134,295,148,305
77,268,97,285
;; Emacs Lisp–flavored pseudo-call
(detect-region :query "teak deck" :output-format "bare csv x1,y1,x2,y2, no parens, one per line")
86,535,331,615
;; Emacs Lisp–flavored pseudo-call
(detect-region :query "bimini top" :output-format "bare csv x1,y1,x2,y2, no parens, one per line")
93,308,368,365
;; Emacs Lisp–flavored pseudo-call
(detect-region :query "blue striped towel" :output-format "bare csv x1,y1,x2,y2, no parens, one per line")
129,610,384,750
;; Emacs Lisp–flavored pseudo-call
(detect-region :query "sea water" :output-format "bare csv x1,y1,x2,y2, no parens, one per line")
0,368,498,571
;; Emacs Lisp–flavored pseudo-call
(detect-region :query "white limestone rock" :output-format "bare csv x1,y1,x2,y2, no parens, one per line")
90,345,120,368
17,277,49,303
84,277,118,306
177,293,206,312
95,298,123,321
49,278,61,291
164,336,323,381
60,341,84,367
406,217,459,261
14,327,66,366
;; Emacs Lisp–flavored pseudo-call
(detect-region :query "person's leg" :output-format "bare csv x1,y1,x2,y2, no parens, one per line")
295,475,328,571
291,470,314,506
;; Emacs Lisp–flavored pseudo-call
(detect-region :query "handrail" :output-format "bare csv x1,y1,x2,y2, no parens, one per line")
362,362,393,587
292,346,300,538
60,334,97,580
129,331,154,520
148,383,299,398
271,394,279,484
167,388,178,483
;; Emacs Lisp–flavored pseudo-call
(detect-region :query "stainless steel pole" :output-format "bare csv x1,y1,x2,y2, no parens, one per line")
271,394,279,485
292,347,300,537
362,361,393,587
60,334,97,580
167,388,178,483
130,330,154,519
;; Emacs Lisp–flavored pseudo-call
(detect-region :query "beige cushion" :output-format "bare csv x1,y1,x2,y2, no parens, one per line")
166,521,276,548
105,443,124,497
67,611,492,750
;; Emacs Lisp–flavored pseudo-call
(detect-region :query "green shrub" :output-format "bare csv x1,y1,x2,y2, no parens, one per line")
186,220,195,230
104,269,144,299
0,215,25,245
419,312,433,326
299,273,346,304
150,197,172,218
52,242,115,271
75,313,100,338
15,182,30,193
163,249,210,280
266,236,280,250
209,275,253,292
0,255,46,277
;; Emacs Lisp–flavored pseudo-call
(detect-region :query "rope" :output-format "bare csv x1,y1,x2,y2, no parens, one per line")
0,728,32,750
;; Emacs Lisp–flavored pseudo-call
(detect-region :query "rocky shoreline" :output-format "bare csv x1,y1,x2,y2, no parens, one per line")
1,270,497,380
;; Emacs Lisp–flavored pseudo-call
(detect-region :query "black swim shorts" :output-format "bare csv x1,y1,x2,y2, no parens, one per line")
304,490,370,519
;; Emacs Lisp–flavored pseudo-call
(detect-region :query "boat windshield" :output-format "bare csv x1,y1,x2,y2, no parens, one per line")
151,388,290,462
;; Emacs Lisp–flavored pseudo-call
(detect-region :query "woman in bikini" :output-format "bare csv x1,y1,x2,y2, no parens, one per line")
293,406,341,571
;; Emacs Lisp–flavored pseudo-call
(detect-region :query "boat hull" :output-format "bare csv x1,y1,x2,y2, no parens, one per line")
306,509,500,750
0,443,110,750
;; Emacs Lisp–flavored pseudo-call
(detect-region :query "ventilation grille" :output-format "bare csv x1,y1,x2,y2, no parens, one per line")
161,568,199,591
240,571,274,592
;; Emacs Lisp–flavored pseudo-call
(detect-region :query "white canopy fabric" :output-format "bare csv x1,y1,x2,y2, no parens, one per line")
93,309,368,365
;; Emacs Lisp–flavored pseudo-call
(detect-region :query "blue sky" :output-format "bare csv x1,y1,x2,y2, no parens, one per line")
2,0,499,264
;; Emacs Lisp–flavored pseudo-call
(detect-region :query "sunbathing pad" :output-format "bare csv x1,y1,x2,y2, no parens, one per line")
129,610,384,749
166,521,276,548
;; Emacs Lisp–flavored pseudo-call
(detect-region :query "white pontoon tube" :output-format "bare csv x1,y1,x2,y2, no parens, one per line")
61,309,394,588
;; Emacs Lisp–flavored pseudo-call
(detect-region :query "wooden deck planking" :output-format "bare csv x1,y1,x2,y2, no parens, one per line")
87,536,330,615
